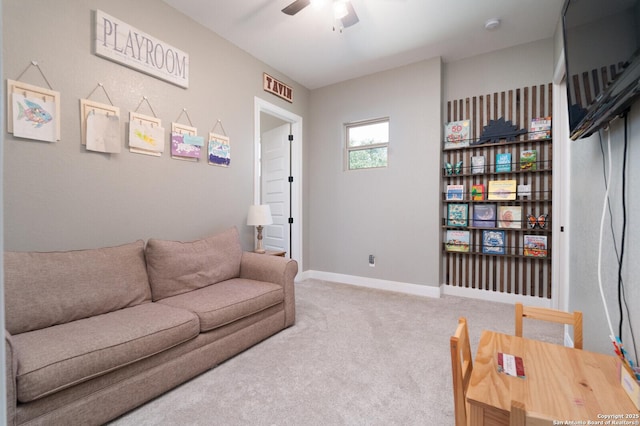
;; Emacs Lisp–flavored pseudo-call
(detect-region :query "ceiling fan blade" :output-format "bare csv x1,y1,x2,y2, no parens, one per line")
340,1,359,28
282,0,311,15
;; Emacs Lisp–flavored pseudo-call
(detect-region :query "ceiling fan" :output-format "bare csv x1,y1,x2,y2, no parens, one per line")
282,0,360,30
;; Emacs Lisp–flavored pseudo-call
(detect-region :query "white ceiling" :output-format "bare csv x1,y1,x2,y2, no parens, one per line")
162,0,565,90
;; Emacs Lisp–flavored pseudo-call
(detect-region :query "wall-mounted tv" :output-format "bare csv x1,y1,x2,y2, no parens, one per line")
563,0,640,140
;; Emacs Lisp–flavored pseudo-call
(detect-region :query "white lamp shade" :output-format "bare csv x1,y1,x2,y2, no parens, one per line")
247,204,273,226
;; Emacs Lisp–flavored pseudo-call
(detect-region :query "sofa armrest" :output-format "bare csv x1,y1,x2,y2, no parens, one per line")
239,252,298,327
6,331,17,426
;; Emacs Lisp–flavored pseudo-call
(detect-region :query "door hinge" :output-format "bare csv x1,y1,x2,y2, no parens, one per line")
288,134,294,142
288,176,294,183
288,217,294,224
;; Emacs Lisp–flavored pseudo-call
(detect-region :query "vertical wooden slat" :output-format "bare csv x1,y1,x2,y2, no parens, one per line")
515,88,521,134
573,74,583,108
600,66,609,94
531,85,538,123
582,72,593,105
539,84,545,119
591,70,600,98
479,95,484,139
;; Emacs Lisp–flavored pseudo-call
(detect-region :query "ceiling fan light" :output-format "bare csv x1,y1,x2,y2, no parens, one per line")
310,0,326,9
333,1,348,20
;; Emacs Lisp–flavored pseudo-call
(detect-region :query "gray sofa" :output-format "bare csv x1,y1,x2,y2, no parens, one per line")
3,227,297,425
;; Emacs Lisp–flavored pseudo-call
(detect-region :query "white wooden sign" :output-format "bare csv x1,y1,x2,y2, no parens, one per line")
94,10,189,88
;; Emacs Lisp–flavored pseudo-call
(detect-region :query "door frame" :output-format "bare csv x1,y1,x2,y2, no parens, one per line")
552,49,569,313
253,97,303,272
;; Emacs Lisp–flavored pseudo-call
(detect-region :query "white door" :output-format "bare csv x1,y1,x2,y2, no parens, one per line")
261,124,291,255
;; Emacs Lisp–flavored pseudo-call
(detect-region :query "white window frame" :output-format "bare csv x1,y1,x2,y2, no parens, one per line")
344,117,389,171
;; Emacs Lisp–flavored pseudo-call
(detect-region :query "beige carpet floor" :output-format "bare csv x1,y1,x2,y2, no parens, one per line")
109,279,563,426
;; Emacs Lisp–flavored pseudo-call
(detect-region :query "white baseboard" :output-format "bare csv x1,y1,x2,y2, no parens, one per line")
440,284,552,308
298,270,441,298
296,270,554,308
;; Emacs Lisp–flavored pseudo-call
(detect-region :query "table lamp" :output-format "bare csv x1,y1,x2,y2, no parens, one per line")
247,204,273,253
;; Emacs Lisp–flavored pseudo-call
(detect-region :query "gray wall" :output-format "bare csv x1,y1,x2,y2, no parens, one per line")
307,58,442,287
568,86,640,355
444,39,555,101
2,0,309,252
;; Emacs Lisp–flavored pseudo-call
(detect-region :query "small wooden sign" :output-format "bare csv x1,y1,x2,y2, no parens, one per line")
263,73,293,103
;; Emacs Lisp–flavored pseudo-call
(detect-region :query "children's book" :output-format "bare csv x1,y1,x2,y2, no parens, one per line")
530,117,551,140
520,150,537,171
523,235,547,257
446,184,464,201
517,184,531,198
445,230,470,252
447,203,469,227
495,152,512,172
444,120,471,149
497,205,522,229
488,180,517,201
472,204,497,228
471,184,485,201
471,155,485,174
482,230,506,255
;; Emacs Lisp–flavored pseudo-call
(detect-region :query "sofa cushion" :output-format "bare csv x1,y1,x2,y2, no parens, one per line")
157,278,284,332
12,303,200,403
145,227,243,301
4,240,151,335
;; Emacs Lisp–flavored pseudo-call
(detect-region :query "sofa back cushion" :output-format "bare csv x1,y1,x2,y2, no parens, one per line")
145,227,243,301
4,240,151,335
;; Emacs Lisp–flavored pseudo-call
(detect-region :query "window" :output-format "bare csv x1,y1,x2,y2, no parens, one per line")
345,117,389,170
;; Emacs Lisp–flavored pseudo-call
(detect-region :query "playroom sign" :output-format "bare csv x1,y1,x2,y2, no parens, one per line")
94,10,190,88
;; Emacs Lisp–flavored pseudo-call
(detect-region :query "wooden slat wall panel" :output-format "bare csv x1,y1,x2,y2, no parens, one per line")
443,83,553,298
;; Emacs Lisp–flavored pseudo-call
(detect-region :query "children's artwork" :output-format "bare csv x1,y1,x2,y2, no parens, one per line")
7,79,61,142
498,205,522,229
444,119,471,149
524,235,548,257
208,132,231,167
447,203,468,227
445,230,470,252
171,122,203,161
129,112,164,156
482,230,506,255
80,99,121,153
472,204,497,228
86,110,121,153
12,93,57,142
171,133,201,160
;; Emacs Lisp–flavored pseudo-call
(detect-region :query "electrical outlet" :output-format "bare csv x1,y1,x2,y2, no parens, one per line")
369,254,375,267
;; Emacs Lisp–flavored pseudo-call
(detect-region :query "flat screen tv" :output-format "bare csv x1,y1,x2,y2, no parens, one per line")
563,0,640,140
